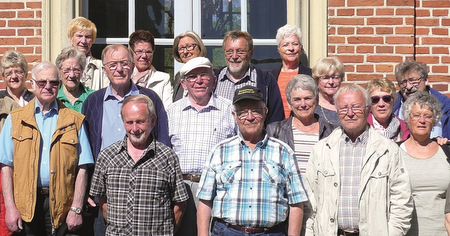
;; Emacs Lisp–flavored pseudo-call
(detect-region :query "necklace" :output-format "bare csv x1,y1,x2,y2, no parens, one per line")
320,105,333,125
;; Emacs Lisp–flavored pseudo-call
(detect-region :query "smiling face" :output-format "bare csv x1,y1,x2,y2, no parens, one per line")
178,36,201,63
336,91,368,140
102,46,134,87
370,89,394,126
3,66,26,92
399,70,427,99
60,57,82,91
33,66,60,106
278,35,301,65
289,87,317,121
132,41,153,72
318,70,342,99
122,101,156,148
234,100,267,140
224,37,252,79
407,103,434,138
70,30,93,55
181,67,216,104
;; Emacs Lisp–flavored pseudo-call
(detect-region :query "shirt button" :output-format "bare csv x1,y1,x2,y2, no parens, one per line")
51,198,55,201
71,139,75,143
378,172,382,176
324,171,328,174
334,182,338,187
50,170,55,174
330,218,334,223
19,136,22,139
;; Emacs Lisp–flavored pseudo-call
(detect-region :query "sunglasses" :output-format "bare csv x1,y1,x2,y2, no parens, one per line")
371,95,392,104
33,79,60,88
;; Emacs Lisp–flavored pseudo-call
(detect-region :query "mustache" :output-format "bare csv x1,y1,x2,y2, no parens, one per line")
404,86,418,95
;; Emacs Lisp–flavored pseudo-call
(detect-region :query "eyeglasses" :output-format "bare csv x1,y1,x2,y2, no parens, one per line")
410,113,433,122
337,105,366,115
104,60,133,71
33,79,60,88
319,75,341,81
4,70,25,78
134,50,153,57
371,95,393,104
236,108,265,120
184,73,212,83
281,42,300,48
61,68,82,76
225,49,250,57
399,77,422,88
178,44,197,53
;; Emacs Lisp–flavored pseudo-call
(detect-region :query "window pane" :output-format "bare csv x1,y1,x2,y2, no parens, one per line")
201,0,241,39
247,0,286,39
89,0,128,38
135,0,174,38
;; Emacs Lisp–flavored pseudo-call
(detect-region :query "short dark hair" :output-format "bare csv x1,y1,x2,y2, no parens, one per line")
129,30,155,51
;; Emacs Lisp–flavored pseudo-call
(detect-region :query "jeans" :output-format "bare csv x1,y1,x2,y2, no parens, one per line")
211,220,286,236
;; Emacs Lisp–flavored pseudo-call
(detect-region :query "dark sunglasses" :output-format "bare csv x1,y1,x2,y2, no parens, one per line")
371,95,392,104
33,79,60,88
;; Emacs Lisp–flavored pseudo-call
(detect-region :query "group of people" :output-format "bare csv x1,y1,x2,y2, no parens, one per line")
0,15,449,236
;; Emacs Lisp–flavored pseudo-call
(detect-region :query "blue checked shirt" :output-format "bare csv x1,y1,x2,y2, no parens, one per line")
215,67,257,101
167,93,237,174
197,133,308,228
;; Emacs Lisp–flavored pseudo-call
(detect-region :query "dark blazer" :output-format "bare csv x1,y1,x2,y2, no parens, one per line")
269,64,312,80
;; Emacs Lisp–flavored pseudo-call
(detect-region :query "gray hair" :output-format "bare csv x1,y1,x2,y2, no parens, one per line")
402,91,441,126
276,24,302,48
286,74,318,105
31,61,59,80
55,46,87,71
0,50,28,76
334,84,370,108
395,60,428,83
101,44,134,64
121,94,156,118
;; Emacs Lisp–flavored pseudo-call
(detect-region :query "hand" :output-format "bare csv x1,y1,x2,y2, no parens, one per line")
436,137,449,145
5,206,22,232
66,210,83,232
87,197,97,207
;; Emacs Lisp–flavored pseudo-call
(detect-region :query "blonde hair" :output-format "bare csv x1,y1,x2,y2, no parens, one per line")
67,17,97,43
365,78,398,103
312,57,345,83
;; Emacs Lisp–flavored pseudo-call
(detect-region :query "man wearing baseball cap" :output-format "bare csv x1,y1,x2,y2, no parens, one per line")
197,85,308,235
166,57,237,236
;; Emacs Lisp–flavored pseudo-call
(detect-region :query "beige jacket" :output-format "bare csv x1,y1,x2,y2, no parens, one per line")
0,95,19,130
305,126,413,236
84,57,109,90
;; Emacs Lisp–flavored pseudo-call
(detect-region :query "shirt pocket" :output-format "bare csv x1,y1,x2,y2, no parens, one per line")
262,160,285,186
219,161,242,184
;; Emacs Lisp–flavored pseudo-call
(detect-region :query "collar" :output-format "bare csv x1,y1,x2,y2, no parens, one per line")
34,98,59,114
238,130,269,148
220,66,254,82
181,93,219,111
341,126,370,145
104,82,139,101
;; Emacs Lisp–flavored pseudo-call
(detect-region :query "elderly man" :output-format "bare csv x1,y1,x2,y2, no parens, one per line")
89,94,188,235
167,57,236,236
393,60,450,138
215,30,284,125
197,85,307,236
305,84,413,236
0,61,94,235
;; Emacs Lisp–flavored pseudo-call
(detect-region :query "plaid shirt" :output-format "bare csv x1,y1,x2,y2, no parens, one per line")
89,136,188,236
215,67,257,100
338,129,369,230
167,93,237,174
197,133,308,228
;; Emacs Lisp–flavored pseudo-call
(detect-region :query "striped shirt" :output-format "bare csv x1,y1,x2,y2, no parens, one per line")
197,134,308,228
215,67,257,100
292,126,319,174
167,93,237,174
338,129,369,230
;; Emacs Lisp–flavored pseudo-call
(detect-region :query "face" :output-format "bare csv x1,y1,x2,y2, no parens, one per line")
103,47,134,87
60,57,82,91
70,30,93,54
181,67,216,102
398,70,427,99
178,36,201,63
370,89,394,124
289,88,317,121
336,91,368,139
122,101,156,148
3,66,26,91
33,67,60,105
224,37,252,77
133,41,153,72
233,100,267,139
318,70,342,98
407,103,434,137
278,35,301,64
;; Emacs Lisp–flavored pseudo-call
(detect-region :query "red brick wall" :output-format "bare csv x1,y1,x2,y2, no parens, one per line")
0,1,42,89
328,0,450,95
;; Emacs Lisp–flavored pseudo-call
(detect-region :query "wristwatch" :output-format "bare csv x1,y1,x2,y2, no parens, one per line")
70,206,82,215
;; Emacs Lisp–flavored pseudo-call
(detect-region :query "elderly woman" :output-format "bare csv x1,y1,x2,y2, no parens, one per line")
312,57,345,126
129,30,172,107
67,16,107,90
366,78,409,141
400,91,450,235
0,50,34,106
270,24,312,118
56,46,94,113
172,30,207,102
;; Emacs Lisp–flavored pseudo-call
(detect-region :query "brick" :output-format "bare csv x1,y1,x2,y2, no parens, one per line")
423,37,450,45
26,55,41,63
356,27,374,34
415,47,430,54
415,56,440,64
432,28,448,35
35,46,42,54
395,26,414,34
396,8,415,15
367,55,403,63
337,46,355,53
36,10,41,18
0,11,15,18
26,2,42,9
329,0,345,7
415,28,429,35
18,11,34,18
26,37,42,45
329,18,365,25
443,19,450,26
329,27,336,35
338,27,354,35
442,56,450,64
36,29,41,36
0,47,15,54
0,3,24,9
433,9,448,17
431,84,449,92
348,0,384,6
376,64,394,72
345,65,355,72
428,75,450,83
0,20,6,27
367,17,404,25
8,20,41,27
405,18,415,25
376,46,394,53
387,0,414,6
416,18,439,27
346,73,384,81
422,1,450,7
328,9,335,17
386,36,414,44
337,55,365,63
16,47,34,54
376,8,395,16
357,9,374,16
348,36,384,44
416,9,431,17
432,47,449,54
376,27,393,34
337,9,355,16
328,46,336,54
431,66,448,74
356,46,374,53
328,36,346,43
0,38,24,45
357,65,374,72
18,29,34,36
0,29,15,36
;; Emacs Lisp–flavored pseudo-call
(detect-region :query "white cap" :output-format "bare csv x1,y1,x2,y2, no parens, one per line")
179,57,213,76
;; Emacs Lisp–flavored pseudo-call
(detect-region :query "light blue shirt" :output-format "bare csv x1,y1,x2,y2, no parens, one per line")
101,83,139,150
0,99,94,187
